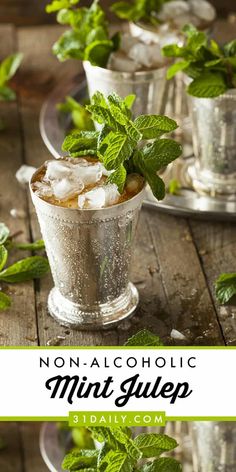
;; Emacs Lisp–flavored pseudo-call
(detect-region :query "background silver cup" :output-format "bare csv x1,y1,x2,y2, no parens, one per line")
30,173,145,329
83,61,167,117
191,422,236,472
188,90,236,196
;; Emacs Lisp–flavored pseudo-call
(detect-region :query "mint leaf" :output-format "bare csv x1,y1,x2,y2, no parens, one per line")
168,178,181,195
0,53,23,86
109,428,141,460
62,131,99,154
62,449,98,470
72,427,94,450
187,72,227,98
12,239,45,251
0,256,49,283
0,85,16,101
100,132,134,170
139,139,182,171
0,223,10,245
46,0,78,13
215,273,236,304
0,245,8,271
134,433,178,458
84,40,114,68
166,61,190,80
107,165,127,193
86,104,124,132
0,292,11,311
134,115,178,139
99,450,134,472
142,457,182,472
57,96,94,131
125,329,163,346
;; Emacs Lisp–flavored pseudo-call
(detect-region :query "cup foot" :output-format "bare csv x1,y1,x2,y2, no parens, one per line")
187,163,236,197
48,283,139,329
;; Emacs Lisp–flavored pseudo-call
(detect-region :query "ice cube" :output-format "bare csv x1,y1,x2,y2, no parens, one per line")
158,1,190,21
73,162,103,185
126,174,144,194
10,208,26,219
128,43,164,68
170,329,187,341
78,184,120,209
100,163,114,177
174,13,201,29
107,52,141,72
52,178,84,201
120,33,140,53
189,0,216,22
16,165,36,185
44,160,72,181
33,181,53,198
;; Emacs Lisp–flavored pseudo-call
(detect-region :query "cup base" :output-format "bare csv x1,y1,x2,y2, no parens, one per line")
48,283,139,329
187,163,236,198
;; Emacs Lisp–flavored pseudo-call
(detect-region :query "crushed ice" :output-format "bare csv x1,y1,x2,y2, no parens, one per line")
170,329,187,341
33,159,121,208
16,165,36,185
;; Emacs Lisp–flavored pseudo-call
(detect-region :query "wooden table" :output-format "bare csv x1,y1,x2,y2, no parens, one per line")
0,22,236,347
0,422,47,472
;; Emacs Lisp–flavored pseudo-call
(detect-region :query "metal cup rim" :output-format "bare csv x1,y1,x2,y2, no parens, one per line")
83,60,167,82
29,162,146,216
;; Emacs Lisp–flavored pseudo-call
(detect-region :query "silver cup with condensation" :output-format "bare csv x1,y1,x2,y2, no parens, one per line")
191,422,236,472
30,169,145,329
188,90,236,197
83,61,168,117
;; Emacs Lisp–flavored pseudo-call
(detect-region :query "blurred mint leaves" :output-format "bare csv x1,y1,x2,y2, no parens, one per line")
46,0,119,66
215,273,236,305
57,96,95,131
162,24,236,98
0,222,49,311
111,0,169,23
0,53,23,101
62,91,182,198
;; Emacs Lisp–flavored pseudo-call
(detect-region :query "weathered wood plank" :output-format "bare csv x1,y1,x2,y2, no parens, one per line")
190,220,236,345
0,24,38,346
20,422,48,472
0,423,22,472
146,210,225,345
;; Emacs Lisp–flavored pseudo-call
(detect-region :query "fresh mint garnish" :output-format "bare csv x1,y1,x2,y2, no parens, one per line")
215,273,236,304
46,0,119,67
57,96,95,131
162,24,236,98
62,92,182,198
0,223,49,311
0,53,23,101
62,427,181,472
125,329,163,346
111,0,169,24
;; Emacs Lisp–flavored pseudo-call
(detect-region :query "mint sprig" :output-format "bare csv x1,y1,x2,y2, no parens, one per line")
0,53,23,101
215,273,236,305
62,427,181,472
46,0,119,67
0,222,49,311
111,0,170,24
162,24,236,98
125,329,163,346
62,92,182,198
57,96,95,131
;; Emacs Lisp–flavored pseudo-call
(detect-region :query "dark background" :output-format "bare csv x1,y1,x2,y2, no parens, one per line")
0,0,235,26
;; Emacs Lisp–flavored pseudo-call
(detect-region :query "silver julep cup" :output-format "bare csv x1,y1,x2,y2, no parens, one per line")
30,172,145,329
83,61,167,117
191,422,236,472
188,90,236,196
